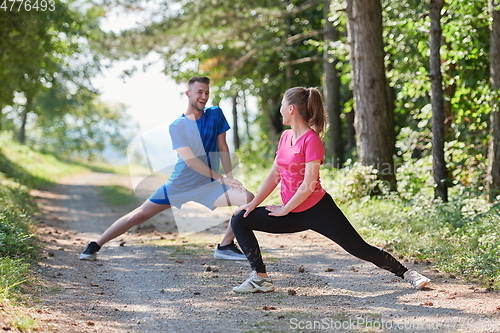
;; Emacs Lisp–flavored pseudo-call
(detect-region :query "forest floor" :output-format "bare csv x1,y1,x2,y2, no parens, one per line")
3,171,500,332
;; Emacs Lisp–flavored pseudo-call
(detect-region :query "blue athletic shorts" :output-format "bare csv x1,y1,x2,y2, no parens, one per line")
148,180,230,210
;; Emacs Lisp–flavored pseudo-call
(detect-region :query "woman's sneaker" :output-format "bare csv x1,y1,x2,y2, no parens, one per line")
404,270,430,289
214,242,247,260
233,271,275,293
79,242,101,260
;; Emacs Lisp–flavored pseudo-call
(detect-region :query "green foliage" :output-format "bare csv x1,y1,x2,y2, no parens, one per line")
12,314,38,332
0,209,35,259
98,185,136,206
32,94,137,161
322,162,382,203
0,258,30,300
0,0,127,162
0,132,87,188
236,135,276,170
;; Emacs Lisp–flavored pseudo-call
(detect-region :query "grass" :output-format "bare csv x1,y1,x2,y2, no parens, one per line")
148,234,219,258
0,133,88,189
98,184,137,206
12,315,38,332
0,258,30,300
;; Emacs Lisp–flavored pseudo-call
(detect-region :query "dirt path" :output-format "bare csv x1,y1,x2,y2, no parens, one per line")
27,172,500,332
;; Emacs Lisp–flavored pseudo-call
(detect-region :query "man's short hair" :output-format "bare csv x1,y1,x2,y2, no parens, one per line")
188,76,210,86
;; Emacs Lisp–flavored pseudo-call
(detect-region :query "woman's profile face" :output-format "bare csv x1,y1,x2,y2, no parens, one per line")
280,97,292,126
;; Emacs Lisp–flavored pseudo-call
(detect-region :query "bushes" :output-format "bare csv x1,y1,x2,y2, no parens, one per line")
0,209,36,259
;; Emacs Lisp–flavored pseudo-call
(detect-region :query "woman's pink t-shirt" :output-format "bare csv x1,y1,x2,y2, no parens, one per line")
276,129,326,212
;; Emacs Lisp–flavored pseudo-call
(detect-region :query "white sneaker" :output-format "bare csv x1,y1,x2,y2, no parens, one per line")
233,271,275,293
404,270,430,289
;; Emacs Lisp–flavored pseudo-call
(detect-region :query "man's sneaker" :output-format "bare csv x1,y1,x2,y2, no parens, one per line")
79,241,101,260
214,242,247,260
233,271,275,293
404,270,430,289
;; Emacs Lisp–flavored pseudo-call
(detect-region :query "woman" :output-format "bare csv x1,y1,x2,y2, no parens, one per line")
231,87,430,293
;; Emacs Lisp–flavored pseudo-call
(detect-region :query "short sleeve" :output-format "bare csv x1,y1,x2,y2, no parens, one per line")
304,132,325,164
276,130,290,155
214,107,230,136
169,121,189,150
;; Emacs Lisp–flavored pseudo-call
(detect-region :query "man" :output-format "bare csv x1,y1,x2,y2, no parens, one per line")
80,76,254,261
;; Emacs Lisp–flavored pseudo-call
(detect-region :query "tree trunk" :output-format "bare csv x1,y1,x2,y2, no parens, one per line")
385,54,397,157
323,1,343,169
265,94,283,142
18,93,34,144
242,92,251,143
346,109,356,150
231,95,240,150
429,0,448,202
443,62,457,141
0,103,3,131
346,0,397,191
487,0,500,202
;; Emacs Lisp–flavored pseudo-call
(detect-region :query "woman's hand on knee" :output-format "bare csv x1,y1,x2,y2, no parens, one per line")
265,205,290,217
234,202,257,218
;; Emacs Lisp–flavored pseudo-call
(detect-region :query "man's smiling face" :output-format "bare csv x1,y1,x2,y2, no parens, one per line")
187,81,210,112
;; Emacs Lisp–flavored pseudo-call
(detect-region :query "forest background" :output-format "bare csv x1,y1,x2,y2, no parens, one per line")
1,0,499,315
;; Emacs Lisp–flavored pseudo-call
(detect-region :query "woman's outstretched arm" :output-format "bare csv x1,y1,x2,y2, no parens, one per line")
233,160,281,217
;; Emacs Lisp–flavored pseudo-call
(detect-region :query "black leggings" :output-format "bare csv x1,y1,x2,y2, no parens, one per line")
231,193,408,278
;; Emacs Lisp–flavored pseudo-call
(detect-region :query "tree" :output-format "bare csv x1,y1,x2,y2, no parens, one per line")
101,0,326,144
33,86,136,161
323,1,343,168
487,0,500,201
429,0,448,201
231,95,240,150
0,1,104,144
346,0,397,190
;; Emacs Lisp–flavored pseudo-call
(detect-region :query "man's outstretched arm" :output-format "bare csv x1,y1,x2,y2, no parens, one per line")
217,132,234,179
176,145,244,191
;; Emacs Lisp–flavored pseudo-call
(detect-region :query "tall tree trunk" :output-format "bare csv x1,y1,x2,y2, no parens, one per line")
263,94,283,142
323,1,343,169
429,0,448,202
231,95,240,150
346,108,356,150
271,101,284,140
443,61,457,141
487,0,500,202
18,93,34,144
242,92,251,144
346,0,397,191
385,57,397,156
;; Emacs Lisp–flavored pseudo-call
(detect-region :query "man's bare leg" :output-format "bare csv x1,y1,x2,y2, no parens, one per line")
80,200,171,260
96,200,171,246
213,188,254,246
